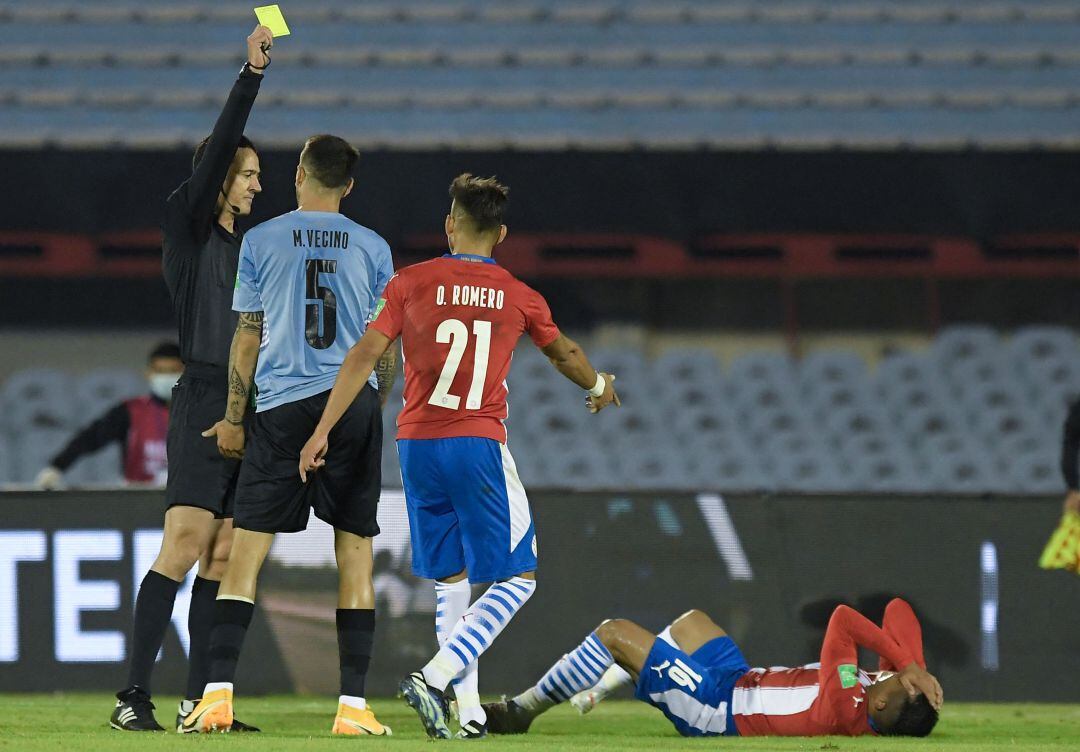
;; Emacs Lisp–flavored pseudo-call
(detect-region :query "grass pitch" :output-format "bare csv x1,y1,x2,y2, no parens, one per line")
1,695,1077,751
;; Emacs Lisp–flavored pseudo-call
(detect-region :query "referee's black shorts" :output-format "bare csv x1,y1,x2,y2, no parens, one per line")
233,385,382,538
165,370,242,517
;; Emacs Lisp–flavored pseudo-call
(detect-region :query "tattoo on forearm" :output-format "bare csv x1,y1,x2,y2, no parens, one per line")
224,312,263,424
238,310,264,333
375,347,397,403
225,366,248,425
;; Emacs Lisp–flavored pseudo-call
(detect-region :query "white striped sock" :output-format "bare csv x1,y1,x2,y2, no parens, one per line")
533,632,614,705
422,577,536,691
434,580,485,726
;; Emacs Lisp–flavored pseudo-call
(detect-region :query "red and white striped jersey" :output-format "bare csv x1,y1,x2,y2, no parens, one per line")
733,599,925,737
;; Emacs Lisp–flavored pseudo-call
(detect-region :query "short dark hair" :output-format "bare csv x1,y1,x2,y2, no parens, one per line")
301,135,359,189
880,695,939,737
148,341,181,363
449,173,509,234
192,135,257,171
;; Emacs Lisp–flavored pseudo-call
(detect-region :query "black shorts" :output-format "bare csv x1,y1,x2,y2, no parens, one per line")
165,372,242,517
233,386,382,537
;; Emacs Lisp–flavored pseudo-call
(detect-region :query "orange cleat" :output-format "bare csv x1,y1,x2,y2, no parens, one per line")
332,703,392,736
180,687,234,734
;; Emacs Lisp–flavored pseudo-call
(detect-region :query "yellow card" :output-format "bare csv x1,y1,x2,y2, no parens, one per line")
254,4,291,36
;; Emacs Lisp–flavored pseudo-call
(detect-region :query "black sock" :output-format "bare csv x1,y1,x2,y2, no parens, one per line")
126,570,181,693
208,598,255,685
184,576,220,700
337,609,375,698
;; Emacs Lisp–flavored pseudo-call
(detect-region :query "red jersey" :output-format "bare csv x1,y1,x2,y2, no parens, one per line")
733,599,924,737
369,253,560,442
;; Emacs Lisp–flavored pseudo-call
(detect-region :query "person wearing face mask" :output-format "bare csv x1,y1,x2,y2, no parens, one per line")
35,342,182,489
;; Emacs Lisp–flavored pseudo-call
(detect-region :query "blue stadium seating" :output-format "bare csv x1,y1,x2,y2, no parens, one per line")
1,1,1078,147
0,335,1075,493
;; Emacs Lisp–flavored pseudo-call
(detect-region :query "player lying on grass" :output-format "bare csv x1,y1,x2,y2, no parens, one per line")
484,598,942,738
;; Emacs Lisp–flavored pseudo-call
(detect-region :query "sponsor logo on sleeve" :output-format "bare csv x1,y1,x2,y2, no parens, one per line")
367,298,386,323
838,664,859,689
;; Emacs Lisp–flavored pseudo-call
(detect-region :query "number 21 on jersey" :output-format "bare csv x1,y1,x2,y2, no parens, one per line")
429,318,491,411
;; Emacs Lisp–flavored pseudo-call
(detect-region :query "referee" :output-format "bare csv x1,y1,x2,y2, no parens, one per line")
110,26,272,733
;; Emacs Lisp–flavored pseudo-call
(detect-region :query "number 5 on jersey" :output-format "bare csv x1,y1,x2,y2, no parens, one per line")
429,318,492,410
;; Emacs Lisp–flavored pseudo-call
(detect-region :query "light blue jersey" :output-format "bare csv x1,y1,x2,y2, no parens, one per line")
233,210,394,412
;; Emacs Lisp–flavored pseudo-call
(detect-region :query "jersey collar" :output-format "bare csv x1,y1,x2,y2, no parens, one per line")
444,252,497,265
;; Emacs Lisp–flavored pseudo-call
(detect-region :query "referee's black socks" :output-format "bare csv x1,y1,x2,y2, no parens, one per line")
337,609,375,698
185,576,220,700
126,570,181,693
207,597,255,685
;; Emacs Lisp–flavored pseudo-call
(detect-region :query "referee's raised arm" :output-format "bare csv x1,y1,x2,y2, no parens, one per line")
168,25,273,241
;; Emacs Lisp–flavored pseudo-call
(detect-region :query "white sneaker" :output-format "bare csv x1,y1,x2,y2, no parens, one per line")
569,690,600,715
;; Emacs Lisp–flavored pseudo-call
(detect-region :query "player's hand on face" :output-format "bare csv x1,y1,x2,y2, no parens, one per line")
299,433,329,483
899,664,943,711
586,373,621,414
247,25,273,69
1064,490,1080,515
202,420,245,459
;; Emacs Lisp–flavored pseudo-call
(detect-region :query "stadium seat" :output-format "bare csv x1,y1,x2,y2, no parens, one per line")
881,377,950,417
874,351,936,391
9,427,70,484
617,445,698,490
653,348,722,385
542,443,621,490
742,405,810,448
692,451,766,493
846,452,930,493
76,368,147,417
672,404,739,441
931,325,1000,372
1019,329,1080,371
925,448,1001,493
768,450,853,493
798,350,867,391
821,404,891,443
804,382,875,421
0,434,10,485
946,354,1015,394
0,368,74,432
1002,450,1063,493
727,351,796,389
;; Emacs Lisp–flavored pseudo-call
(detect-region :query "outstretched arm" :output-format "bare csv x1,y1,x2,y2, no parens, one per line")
165,26,270,242
202,311,263,459
300,327,394,480
541,334,620,413
49,403,131,471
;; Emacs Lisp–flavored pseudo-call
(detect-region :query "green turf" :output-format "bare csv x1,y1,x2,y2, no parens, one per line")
1,695,1077,751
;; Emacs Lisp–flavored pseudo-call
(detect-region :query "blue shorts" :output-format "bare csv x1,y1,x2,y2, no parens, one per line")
635,635,749,737
397,437,537,583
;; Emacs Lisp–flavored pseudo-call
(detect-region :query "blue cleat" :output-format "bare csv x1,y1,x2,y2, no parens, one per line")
398,672,452,739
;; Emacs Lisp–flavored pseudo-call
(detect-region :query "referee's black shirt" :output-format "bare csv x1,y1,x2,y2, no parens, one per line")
162,67,262,377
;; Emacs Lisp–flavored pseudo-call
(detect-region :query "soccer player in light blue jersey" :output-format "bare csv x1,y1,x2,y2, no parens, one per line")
185,135,396,736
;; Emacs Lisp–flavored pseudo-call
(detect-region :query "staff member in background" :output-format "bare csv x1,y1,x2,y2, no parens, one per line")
110,25,272,734
1061,397,1080,514
35,342,182,489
